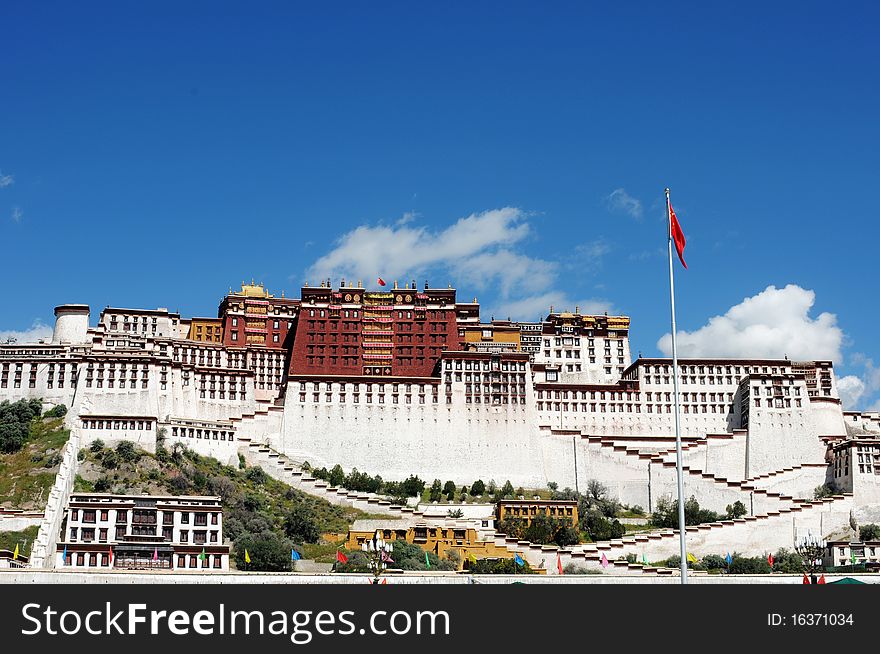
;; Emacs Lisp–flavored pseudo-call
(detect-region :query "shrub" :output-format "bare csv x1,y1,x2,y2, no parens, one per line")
234,531,294,572
245,466,268,485
651,495,719,528
429,479,442,502
859,524,880,541
89,439,105,453
116,441,140,463
725,501,747,519
582,510,626,542
814,482,841,499
284,504,320,544
497,513,580,547
44,404,68,418
0,399,43,453
470,557,535,574
94,476,112,492
447,508,464,518
629,505,645,516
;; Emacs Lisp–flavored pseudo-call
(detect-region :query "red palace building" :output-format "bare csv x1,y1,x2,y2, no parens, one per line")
288,279,480,378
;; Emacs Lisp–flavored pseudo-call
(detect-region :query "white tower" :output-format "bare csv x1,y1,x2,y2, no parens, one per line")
53,304,90,344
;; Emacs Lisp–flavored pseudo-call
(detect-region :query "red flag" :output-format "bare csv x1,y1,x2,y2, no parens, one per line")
336,550,348,564
669,202,687,269
109,546,114,565
818,574,826,584
767,553,774,567
557,554,563,575
377,277,386,287
802,573,811,584
381,578,387,585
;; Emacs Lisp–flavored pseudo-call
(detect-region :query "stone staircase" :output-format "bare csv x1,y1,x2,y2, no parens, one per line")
494,493,853,575
583,434,800,511
240,440,431,520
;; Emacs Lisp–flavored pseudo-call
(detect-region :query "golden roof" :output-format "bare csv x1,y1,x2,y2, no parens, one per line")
234,280,272,299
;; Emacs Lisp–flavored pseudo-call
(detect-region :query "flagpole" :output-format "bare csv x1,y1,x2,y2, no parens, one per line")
666,187,688,584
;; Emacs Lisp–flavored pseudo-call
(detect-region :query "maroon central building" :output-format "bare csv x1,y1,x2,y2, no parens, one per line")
288,280,479,378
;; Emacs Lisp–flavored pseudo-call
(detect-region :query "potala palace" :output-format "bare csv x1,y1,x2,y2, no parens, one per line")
3,280,880,573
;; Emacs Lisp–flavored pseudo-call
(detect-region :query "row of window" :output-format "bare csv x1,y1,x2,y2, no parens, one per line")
63,552,224,569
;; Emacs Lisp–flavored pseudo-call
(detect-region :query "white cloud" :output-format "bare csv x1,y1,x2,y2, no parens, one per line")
11,206,23,223
0,320,53,344
607,188,643,219
305,207,531,286
489,292,614,322
304,208,615,322
0,171,13,188
837,375,866,409
657,284,844,362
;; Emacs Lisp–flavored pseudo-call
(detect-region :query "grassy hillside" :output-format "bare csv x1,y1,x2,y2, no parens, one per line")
75,441,378,570
0,416,69,510
0,525,39,557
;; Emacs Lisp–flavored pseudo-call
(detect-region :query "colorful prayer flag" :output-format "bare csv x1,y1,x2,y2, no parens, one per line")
245,549,251,564
13,544,19,559
425,551,431,569
725,552,733,565
109,546,114,565
152,547,158,562
802,573,811,584
818,574,827,584
686,552,698,563
199,547,206,561
600,552,610,569
336,549,348,564
514,553,525,567
377,277,386,287
557,554,564,574
291,549,301,561
767,553,774,567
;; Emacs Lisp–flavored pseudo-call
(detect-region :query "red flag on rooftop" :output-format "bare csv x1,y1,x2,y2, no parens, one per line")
377,277,386,286
669,201,687,269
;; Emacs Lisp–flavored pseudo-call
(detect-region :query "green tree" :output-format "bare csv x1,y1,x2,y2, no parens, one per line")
0,398,43,453
328,464,345,487
814,482,841,499
499,480,515,499
234,531,294,572
725,500,747,519
44,404,68,418
470,557,535,574
859,524,880,541
471,480,486,496
582,509,625,541
115,441,140,464
284,504,321,543
429,479,442,502
442,480,456,500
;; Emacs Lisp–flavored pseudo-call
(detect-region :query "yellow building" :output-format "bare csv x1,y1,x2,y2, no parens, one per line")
462,321,521,353
344,522,516,569
188,317,223,343
496,499,579,528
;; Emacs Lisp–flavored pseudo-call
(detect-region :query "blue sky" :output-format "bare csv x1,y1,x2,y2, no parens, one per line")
2,2,879,408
